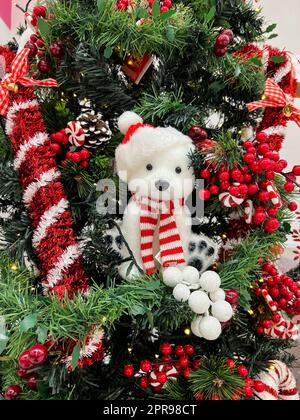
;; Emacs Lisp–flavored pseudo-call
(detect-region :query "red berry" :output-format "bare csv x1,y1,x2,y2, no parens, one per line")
226,289,239,305
50,43,64,58
229,185,240,197
156,371,168,384
270,288,279,298
188,126,207,142
80,149,90,160
264,218,280,233
258,191,270,202
237,365,248,377
259,158,274,171
245,378,254,387
175,345,185,357
254,380,266,393
273,314,281,323
256,132,268,143
50,143,61,154
33,5,47,18
243,140,253,149
292,165,300,176
199,189,211,201
160,342,172,356
216,34,230,47
160,6,169,13
244,386,253,398
252,211,266,225
220,181,230,191
262,320,272,329
247,184,258,195
117,1,127,10
53,132,64,144
179,356,189,368
80,160,90,169
17,368,29,379
222,29,234,41
258,143,270,156
288,201,298,211
37,60,52,74
279,159,288,169
256,326,264,334
210,185,219,195
25,42,38,57
200,168,211,179
249,161,259,173
267,206,278,217
71,152,82,164
19,351,34,370
163,0,173,7
243,174,252,183
265,170,275,180
279,298,287,308
139,377,149,389
244,153,255,164
226,358,236,369
27,374,38,391
123,364,135,377
231,169,242,181
66,151,73,160
4,385,22,400
183,368,191,379
239,184,248,196
247,147,256,154
28,344,48,365
219,171,230,181
30,34,38,43
214,46,227,57
184,344,195,356
140,360,152,373
284,182,295,192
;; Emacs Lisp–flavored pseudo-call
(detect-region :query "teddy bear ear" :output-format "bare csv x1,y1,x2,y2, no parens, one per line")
118,111,143,134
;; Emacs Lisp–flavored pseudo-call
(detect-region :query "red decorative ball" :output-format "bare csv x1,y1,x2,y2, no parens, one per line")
216,34,230,47
27,374,38,391
244,153,255,164
245,377,254,387
28,344,48,365
265,170,275,180
199,189,211,201
36,39,45,49
50,143,62,155
219,171,230,181
238,184,248,196
123,364,135,378
228,185,240,197
252,211,267,225
184,344,195,356
80,149,91,161
292,165,300,176
288,201,298,211
254,380,266,393
247,184,258,195
139,377,149,389
214,46,227,57
33,5,47,18
231,168,242,181
179,356,189,368
243,140,253,149
284,181,295,192
19,351,34,370
272,314,281,323
220,181,230,191
237,365,248,377
174,345,185,357
183,367,191,379
30,34,38,43
140,360,152,373
117,1,128,10
258,191,270,202
4,385,22,400
188,126,208,142
259,158,274,171
160,342,172,356
17,368,29,379
163,0,173,7
37,60,52,74
50,43,64,58
192,359,202,369
256,326,264,334
225,289,239,305
264,218,280,233
160,6,169,13
71,152,82,163
222,29,234,41
200,168,211,179
262,320,272,329
226,358,236,369
244,386,253,398
25,42,38,57
80,160,90,169
258,143,270,156
156,371,168,384
210,185,219,195
256,132,268,143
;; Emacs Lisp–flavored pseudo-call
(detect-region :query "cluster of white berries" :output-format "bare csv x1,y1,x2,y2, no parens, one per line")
163,266,233,341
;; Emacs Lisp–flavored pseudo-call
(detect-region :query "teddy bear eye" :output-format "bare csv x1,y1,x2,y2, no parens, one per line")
175,167,182,174
146,164,153,171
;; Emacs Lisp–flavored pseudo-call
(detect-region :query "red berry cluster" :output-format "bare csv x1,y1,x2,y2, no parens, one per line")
50,129,90,168
123,342,201,392
116,0,173,14
214,29,234,57
226,359,266,399
255,263,300,319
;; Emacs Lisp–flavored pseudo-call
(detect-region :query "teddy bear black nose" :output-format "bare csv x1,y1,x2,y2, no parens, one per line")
155,180,170,191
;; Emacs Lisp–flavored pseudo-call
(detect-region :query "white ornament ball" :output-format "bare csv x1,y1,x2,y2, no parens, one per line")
198,316,222,341
188,290,211,314
211,301,233,322
182,266,199,284
209,288,226,302
173,284,190,302
191,316,203,338
199,270,221,293
163,267,183,288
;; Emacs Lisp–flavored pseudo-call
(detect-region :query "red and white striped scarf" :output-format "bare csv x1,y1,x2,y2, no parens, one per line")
138,196,186,275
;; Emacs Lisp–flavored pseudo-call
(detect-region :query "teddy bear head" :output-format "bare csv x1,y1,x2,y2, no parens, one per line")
115,112,195,201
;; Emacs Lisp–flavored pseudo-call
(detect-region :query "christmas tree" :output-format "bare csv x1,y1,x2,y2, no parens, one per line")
0,0,300,401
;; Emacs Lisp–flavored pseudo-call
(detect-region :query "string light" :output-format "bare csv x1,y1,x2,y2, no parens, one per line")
128,347,132,354
248,309,254,316
10,263,18,272
221,233,227,240
102,316,107,323
184,328,191,336
155,354,159,359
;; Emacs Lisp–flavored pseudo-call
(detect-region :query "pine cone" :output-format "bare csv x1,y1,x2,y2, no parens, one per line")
77,99,112,150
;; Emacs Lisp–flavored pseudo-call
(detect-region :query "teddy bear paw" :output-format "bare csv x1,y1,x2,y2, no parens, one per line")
186,233,219,274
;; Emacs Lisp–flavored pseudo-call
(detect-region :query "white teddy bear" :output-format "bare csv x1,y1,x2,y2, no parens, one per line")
111,111,218,279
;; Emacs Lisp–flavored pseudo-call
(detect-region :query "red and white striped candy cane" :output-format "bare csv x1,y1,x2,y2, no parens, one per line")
244,199,254,224
264,313,299,340
219,192,245,208
266,181,283,208
261,288,278,312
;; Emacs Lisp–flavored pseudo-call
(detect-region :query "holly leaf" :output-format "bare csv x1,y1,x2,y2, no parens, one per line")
152,1,161,18
37,17,50,39
97,0,106,14
19,313,38,332
160,9,176,21
205,6,216,23
71,343,81,370
271,55,286,64
265,23,277,33
166,25,175,43
104,47,113,59
36,325,48,344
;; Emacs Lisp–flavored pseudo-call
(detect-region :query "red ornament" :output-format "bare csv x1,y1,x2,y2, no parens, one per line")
50,43,64,59
50,143,62,155
200,168,211,179
71,152,82,164
37,60,52,74
245,378,254,387
183,367,191,379
258,191,270,202
244,153,255,164
256,132,268,143
254,380,266,393
188,126,208,142
264,218,280,233
160,342,172,356
80,160,90,169
216,34,230,47
139,377,149,389
140,360,152,373
214,46,227,57
225,289,239,305
123,364,135,378
199,189,211,201
292,165,300,176
25,42,38,57
174,345,185,357
178,356,189,368
17,368,29,379
226,358,236,369
237,365,248,377
33,5,47,18
156,371,168,384
28,344,49,365
288,201,298,211
163,0,173,7
284,181,295,192
36,39,45,49
184,344,195,356
4,385,22,400
19,351,34,370
210,185,219,195
80,149,90,160
222,29,234,41
160,6,169,13
27,374,38,391
219,171,230,181
247,184,258,195
244,386,253,398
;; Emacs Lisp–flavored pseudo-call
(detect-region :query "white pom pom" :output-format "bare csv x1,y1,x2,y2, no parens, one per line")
199,270,221,293
188,290,211,314
173,284,190,302
182,266,199,284
163,267,183,288
191,316,203,337
198,316,222,341
209,288,226,302
118,111,143,134
211,301,233,322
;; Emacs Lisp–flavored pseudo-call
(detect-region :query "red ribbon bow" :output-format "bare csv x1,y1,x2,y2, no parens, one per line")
247,78,300,127
0,48,58,116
